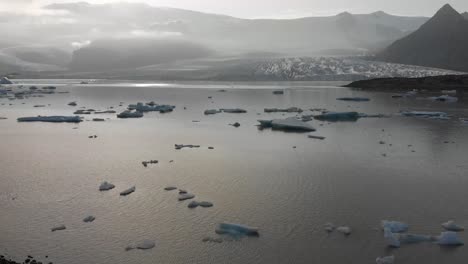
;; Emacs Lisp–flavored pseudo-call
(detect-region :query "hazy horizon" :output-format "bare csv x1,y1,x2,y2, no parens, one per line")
2,0,468,19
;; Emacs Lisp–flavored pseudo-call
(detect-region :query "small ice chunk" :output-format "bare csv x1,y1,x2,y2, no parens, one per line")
384,228,401,248
178,193,195,201
221,108,247,113
83,216,96,223
401,111,447,117
336,226,351,235
117,110,143,118
120,186,136,196
399,233,433,244
436,231,464,246
216,222,259,237
198,201,213,208
99,181,115,191
325,223,336,232
188,201,199,208
164,186,177,191
376,255,395,264
258,117,315,132
136,240,155,250
442,220,464,232
381,220,409,233
204,109,221,115
429,95,458,102
51,225,66,232
264,107,302,113
273,90,284,95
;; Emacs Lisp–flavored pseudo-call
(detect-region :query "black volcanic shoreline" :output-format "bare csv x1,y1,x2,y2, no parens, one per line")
344,74,468,92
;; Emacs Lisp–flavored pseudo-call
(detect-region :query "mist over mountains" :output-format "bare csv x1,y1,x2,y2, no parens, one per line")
0,1,430,74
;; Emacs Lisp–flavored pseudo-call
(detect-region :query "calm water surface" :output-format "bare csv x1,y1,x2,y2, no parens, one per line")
1,80,468,264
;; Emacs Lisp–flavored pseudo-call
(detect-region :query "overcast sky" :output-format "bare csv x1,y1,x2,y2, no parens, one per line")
1,0,468,18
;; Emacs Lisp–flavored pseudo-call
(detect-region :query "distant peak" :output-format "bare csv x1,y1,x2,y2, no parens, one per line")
337,11,352,17
371,11,388,16
434,4,460,17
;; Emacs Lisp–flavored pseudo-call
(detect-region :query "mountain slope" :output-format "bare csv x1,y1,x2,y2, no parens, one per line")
462,12,468,19
377,4,468,72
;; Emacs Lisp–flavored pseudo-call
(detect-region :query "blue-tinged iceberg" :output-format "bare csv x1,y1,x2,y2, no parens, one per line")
215,222,259,237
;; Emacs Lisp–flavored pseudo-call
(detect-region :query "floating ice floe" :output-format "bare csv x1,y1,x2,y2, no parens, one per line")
128,102,175,113
120,186,136,196
429,95,458,102
381,220,409,233
175,144,200,150
308,135,326,140
336,97,370,102
436,231,464,246
99,181,115,191
314,112,360,122
204,109,221,115
178,193,195,201
83,216,96,223
376,255,395,264
51,225,66,232
258,117,316,132
126,240,155,251
117,110,143,118
325,223,336,232
17,116,82,123
442,220,464,232
216,222,259,237
264,107,303,113
187,201,214,208
336,226,352,235
401,111,448,118
221,108,247,113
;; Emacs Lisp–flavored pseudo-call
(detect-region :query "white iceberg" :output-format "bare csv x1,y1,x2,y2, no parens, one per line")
51,225,66,232
381,220,409,233
336,226,351,235
216,222,259,237
376,255,394,264
17,116,82,123
120,186,136,196
436,231,464,246
442,220,464,232
0,77,13,85
83,216,96,223
99,181,115,191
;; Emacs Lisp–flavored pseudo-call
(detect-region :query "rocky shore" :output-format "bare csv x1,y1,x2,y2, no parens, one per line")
344,74,468,92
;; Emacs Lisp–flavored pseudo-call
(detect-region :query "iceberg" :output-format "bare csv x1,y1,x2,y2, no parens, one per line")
376,255,394,264
314,112,360,122
83,216,96,223
51,225,66,232
216,222,259,237
0,77,13,85
120,186,136,196
17,116,82,123
258,117,316,132
436,231,464,246
336,97,370,102
117,110,143,118
99,181,115,191
442,220,464,232
178,193,195,201
336,226,351,235
381,220,409,233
